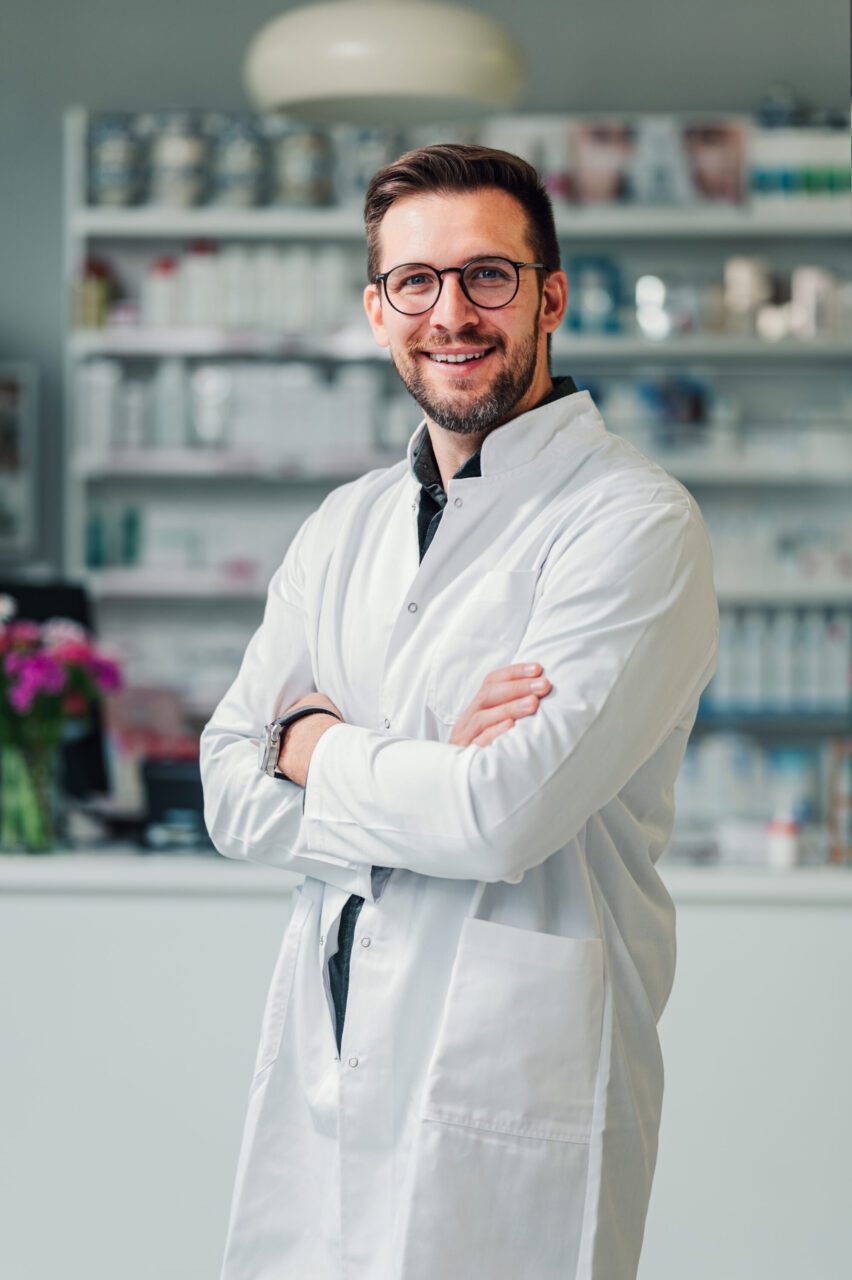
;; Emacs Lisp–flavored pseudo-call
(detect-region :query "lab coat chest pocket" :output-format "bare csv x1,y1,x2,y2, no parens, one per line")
426,569,539,726
252,888,312,1078
420,919,605,1143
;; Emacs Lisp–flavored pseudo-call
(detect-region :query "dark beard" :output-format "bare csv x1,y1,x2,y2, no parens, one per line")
390,323,540,437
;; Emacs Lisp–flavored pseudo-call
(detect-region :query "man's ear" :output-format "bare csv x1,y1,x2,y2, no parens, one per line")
363,283,390,349
539,270,569,335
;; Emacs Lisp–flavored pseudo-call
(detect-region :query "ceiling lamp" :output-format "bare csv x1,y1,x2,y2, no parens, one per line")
243,0,526,126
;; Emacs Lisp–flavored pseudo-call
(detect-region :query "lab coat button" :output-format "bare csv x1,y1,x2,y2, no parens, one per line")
383,717,390,729
407,601,418,613
348,1056,359,1068
453,496,463,508
319,934,324,946
360,936,371,947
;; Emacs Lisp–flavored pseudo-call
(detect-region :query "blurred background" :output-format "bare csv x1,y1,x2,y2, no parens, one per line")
0,2,850,1278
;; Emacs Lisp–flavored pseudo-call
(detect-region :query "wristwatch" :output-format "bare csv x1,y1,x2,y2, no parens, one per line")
258,705,343,780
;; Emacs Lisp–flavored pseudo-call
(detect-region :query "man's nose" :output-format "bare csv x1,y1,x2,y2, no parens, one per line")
428,272,481,329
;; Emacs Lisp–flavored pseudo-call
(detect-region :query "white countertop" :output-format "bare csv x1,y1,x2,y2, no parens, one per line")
1,845,851,904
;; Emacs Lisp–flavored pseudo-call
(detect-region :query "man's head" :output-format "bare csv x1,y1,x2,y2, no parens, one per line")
362,144,568,437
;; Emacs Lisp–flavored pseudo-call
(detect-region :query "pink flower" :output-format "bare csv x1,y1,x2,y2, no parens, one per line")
5,620,41,645
42,618,88,647
49,639,95,665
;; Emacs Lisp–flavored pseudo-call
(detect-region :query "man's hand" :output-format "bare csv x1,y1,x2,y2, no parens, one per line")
277,692,345,788
449,663,552,748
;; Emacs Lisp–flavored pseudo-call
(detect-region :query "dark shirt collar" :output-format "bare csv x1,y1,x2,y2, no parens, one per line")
411,375,578,494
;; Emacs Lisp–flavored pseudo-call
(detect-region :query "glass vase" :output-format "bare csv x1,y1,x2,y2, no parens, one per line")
0,742,65,854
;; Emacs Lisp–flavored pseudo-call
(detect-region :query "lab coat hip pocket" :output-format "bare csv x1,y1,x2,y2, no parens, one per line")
426,569,539,726
252,887,312,1079
420,918,605,1144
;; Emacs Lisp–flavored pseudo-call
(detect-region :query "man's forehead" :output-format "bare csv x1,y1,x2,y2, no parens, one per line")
377,189,531,266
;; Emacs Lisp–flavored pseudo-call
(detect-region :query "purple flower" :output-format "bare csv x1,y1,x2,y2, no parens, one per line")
90,655,123,692
7,653,66,714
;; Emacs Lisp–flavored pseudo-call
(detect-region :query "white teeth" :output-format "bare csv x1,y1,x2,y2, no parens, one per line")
427,350,489,363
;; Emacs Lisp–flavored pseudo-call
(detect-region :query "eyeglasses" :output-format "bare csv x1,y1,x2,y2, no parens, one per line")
372,256,546,316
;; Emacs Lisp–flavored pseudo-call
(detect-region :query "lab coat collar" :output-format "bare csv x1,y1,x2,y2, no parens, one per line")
405,386,605,496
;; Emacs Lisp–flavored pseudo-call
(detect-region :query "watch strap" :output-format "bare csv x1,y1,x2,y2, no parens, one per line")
269,705,343,781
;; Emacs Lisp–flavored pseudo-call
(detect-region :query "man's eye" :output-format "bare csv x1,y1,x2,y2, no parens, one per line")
470,266,510,282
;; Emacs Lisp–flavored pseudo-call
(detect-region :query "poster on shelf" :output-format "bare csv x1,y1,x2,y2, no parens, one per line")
0,363,38,560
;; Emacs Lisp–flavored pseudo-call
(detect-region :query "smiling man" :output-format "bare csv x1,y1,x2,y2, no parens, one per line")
200,144,719,1280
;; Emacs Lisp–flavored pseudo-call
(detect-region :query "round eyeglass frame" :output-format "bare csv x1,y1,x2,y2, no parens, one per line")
372,256,547,316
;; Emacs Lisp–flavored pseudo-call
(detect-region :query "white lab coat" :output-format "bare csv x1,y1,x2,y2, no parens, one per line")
200,387,719,1280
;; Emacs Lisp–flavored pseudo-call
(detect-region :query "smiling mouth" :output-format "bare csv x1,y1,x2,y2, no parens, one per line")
420,347,496,366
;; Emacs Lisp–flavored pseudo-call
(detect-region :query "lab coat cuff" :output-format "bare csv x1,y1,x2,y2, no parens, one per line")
300,722,385,903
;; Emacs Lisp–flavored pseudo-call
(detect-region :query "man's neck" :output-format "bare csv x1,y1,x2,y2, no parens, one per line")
428,373,555,492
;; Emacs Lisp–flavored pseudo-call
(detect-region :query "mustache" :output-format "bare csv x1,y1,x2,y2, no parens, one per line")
408,336,503,356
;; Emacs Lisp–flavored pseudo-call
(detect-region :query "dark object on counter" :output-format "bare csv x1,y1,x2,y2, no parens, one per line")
0,579,109,800
142,756,214,852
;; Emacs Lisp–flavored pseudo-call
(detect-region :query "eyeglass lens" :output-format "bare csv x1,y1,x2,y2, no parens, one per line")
384,258,519,314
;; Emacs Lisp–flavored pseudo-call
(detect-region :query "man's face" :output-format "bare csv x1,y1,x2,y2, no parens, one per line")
363,188,567,436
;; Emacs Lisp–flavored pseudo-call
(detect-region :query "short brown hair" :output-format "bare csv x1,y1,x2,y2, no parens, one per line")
363,142,562,285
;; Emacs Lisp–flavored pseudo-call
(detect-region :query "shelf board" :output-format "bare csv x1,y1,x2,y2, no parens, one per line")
72,448,852,487
84,569,266,600
73,202,852,241
82,566,852,606
70,328,852,361
664,456,852,485
715,580,852,605
69,326,384,359
694,710,851,735
73,448,398,480
552,334,852,361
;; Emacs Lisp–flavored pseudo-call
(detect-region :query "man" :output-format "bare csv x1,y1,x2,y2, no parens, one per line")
200,143,718,1280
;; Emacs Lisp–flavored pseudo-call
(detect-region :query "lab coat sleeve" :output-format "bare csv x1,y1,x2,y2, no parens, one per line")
198,509,376,899
301,498,719,884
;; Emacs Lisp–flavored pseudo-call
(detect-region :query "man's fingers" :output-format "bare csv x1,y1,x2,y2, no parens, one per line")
477,674,552,710
472,718,515,747
482,662,543,687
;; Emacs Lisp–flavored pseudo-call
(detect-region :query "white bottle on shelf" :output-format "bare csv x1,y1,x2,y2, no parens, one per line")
823,610,852,712
738,609,768,711
117,380,149,449
140,256,179,328
219,246,254,328
765,609,797,711
77,359,122,459
151,358,189,448
178,241,220,327
796,609,826,710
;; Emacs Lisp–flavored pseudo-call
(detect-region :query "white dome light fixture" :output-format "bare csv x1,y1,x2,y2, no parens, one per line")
243,0,526,126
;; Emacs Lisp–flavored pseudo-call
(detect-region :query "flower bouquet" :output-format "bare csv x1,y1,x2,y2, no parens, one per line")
0,594,123,852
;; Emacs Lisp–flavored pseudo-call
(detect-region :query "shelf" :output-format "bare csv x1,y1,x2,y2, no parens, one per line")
74,448,397,480
693,710,851,735
85,569,266,600
70,326,384,359
71,328,852,361
552,334,852,361
665,456,852,485
73,202,852,242
714,581,852,605
82,567,852,606
2,847,851,905
73,448,852,487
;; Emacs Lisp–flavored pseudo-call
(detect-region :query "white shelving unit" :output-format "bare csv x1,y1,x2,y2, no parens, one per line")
62,108,852,782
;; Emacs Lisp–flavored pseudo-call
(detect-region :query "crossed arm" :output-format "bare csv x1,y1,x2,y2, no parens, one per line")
199,499,718,898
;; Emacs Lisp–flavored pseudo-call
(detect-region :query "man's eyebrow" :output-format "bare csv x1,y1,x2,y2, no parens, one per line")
387,251,518,266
